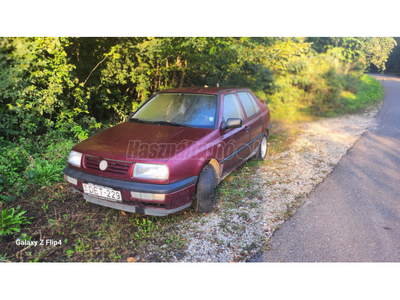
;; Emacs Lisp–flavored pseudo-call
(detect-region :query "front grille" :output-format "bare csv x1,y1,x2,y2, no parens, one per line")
84,155,132,175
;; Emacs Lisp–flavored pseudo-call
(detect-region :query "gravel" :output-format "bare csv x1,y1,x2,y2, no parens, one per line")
174,105,381,262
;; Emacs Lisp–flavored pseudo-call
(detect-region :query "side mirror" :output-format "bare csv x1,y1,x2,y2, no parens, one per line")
222,118,242,130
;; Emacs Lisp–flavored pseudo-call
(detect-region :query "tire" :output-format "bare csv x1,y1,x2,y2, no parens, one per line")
253,134,268,161
194,165,215,213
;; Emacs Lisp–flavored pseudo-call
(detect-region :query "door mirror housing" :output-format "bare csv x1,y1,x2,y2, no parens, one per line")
222,118,242,130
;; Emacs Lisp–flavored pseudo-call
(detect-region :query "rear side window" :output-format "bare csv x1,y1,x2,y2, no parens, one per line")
222,94,243,122
237,92,260,118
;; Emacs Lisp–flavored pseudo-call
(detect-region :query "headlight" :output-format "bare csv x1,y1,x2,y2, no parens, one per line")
133,163,169,180
68,151,83,168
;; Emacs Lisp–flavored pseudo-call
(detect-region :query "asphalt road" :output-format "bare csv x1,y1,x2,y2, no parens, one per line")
259,74,400,262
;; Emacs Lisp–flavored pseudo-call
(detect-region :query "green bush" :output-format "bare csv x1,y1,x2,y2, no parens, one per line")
0,37,89,139
0,128,78,198
0,138,33,196
267,49,344,121
26,160,65,187
266,47,380,121
0,206,31,237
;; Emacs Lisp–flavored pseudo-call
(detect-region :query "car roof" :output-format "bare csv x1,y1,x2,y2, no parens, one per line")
159,87,249,95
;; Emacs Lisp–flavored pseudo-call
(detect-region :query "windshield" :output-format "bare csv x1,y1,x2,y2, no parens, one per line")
131,93,217,128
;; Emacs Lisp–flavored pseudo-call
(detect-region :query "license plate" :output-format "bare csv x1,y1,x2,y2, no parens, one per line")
83,183,122,202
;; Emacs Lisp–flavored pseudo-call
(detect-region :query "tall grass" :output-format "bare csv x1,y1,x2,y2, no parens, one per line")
340,74,383,112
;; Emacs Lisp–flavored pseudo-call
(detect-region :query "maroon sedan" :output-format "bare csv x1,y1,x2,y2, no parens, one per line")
63,87,271,216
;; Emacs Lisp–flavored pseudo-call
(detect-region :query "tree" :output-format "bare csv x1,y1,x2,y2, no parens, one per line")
306,37,397,71
385,37,400,74
0,37,83,139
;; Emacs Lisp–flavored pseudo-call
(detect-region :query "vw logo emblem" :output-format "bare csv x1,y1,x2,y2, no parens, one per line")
99,160,108,171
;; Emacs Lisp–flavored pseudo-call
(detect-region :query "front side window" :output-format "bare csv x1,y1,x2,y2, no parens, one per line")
222,93,243,123
131,93,217,128
237,92,260,118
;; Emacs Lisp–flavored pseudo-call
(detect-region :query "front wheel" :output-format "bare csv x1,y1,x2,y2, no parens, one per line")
253,134,268,161
194,165,215,213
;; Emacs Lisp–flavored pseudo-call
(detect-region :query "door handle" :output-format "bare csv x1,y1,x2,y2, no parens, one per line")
260,117,264,122
244,126,249,132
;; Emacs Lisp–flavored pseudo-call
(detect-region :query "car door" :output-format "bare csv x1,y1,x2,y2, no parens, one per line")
219,93,250,177
236,91,263,154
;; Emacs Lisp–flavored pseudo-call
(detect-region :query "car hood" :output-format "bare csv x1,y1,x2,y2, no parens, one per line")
73,121,213,162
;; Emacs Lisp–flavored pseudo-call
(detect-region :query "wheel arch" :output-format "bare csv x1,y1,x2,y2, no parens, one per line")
207,158,221,187
197,158,221,189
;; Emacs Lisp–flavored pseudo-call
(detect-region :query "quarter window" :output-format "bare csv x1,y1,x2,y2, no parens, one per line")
237,92,260,118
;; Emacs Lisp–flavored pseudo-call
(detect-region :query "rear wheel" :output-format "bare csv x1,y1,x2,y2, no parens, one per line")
254,134,268,160
194,165,215,213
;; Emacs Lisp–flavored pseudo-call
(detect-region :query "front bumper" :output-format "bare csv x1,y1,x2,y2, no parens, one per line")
63,166,198,216
82,193,192,216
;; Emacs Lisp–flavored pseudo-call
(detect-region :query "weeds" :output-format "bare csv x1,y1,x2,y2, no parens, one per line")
0,206,31,237
0,253,9,262
27,160,64,187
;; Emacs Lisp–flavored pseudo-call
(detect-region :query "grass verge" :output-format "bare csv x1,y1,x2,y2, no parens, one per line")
339,74,384,113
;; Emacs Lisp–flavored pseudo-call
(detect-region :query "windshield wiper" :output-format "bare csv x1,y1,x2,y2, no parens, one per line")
154,120,193,128
129,118,154,124
130,118,192,127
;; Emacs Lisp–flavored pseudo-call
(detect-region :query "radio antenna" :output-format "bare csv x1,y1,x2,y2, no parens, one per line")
217,73,223,87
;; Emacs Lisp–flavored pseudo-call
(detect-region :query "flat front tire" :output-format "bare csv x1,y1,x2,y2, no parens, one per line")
194,165,215,213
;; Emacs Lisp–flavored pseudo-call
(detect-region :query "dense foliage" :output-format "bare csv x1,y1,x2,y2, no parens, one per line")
385,37,400,75
306,37,396,72
1,37,395,141
0,36,394,198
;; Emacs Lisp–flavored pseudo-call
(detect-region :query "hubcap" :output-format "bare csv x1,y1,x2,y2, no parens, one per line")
260,136,267,158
